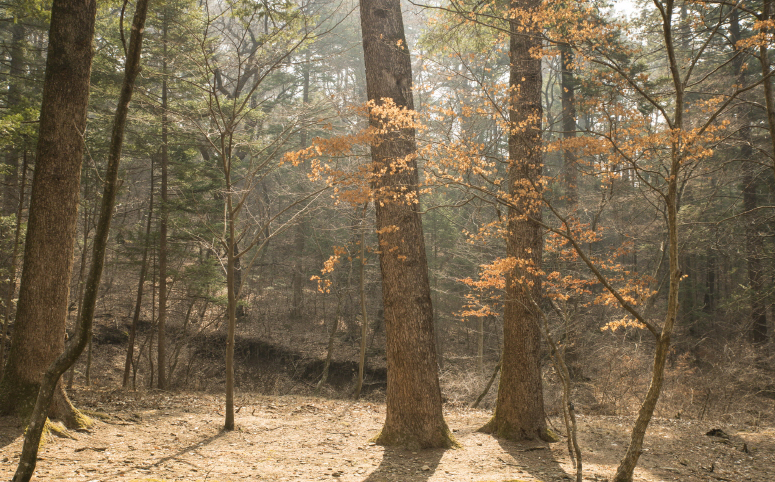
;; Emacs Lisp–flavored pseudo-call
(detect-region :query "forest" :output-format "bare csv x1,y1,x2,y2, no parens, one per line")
0,0,774,480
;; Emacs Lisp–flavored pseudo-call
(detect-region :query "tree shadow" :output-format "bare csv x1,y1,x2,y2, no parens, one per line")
0,415,24,450
362,446,446,482
496,438,572,481
109,429,226,478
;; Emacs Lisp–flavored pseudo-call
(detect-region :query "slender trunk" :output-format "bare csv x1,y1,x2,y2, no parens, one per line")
74,179,93,388
354,204,369,399
157,18,169,390
477,317,484,375
471,357,501,409
360,0,455,449
225,192,237,430
292,54,310,319
317,295,341,392
614,4,683,478
123,161,155,388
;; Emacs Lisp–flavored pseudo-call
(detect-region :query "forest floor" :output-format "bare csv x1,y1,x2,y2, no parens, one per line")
0,390,772,482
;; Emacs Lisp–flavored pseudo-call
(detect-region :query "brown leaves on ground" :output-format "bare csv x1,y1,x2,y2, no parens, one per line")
0,390,772,481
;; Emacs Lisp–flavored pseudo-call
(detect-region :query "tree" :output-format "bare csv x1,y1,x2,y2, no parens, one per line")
185,0,320,429
360,0,456,449
11,0,150,477
480,0,552,442
0,0,97,425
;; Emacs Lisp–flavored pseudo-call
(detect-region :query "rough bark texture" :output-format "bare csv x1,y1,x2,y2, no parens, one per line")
360,0,455,449
481,0,550,442
0,0,97,422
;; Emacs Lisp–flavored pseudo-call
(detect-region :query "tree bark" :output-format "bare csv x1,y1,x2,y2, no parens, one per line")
0,0,97,423
481,0,551,442
613,3,683,478
360,0,455,449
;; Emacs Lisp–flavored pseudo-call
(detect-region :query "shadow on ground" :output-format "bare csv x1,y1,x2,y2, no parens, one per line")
363,446,445,482
0,416,23,450
497,438,572,481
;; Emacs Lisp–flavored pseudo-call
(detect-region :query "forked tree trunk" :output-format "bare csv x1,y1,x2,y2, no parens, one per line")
0,0,97,424
481,0,551,442
360,0,455,449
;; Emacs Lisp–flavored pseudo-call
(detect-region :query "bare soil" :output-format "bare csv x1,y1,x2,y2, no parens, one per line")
0,390,772,482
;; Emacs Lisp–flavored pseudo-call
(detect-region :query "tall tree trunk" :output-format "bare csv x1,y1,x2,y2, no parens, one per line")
360,0,455,449
157,19,169,389
123,161,155,388
292,54,310,320
560,44,578,215
0,0,97,425
614,3,683,478
731,7,767,343
224,188,237,430
481,0,551,442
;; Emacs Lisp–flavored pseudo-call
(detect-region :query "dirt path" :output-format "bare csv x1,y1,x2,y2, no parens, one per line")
0,391,772,481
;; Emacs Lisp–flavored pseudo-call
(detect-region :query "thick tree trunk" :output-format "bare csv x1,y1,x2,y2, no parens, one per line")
0,0,97,423
742,4,769,343
481,0,550,442
360,0,455,449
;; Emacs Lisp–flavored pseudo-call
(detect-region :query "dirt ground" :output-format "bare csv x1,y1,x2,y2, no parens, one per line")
0,391,772,482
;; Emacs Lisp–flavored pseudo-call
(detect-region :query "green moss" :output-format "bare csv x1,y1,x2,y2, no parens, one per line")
542,427,559,443
71,409,94,430
82,409,110,421
37,419,76,449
